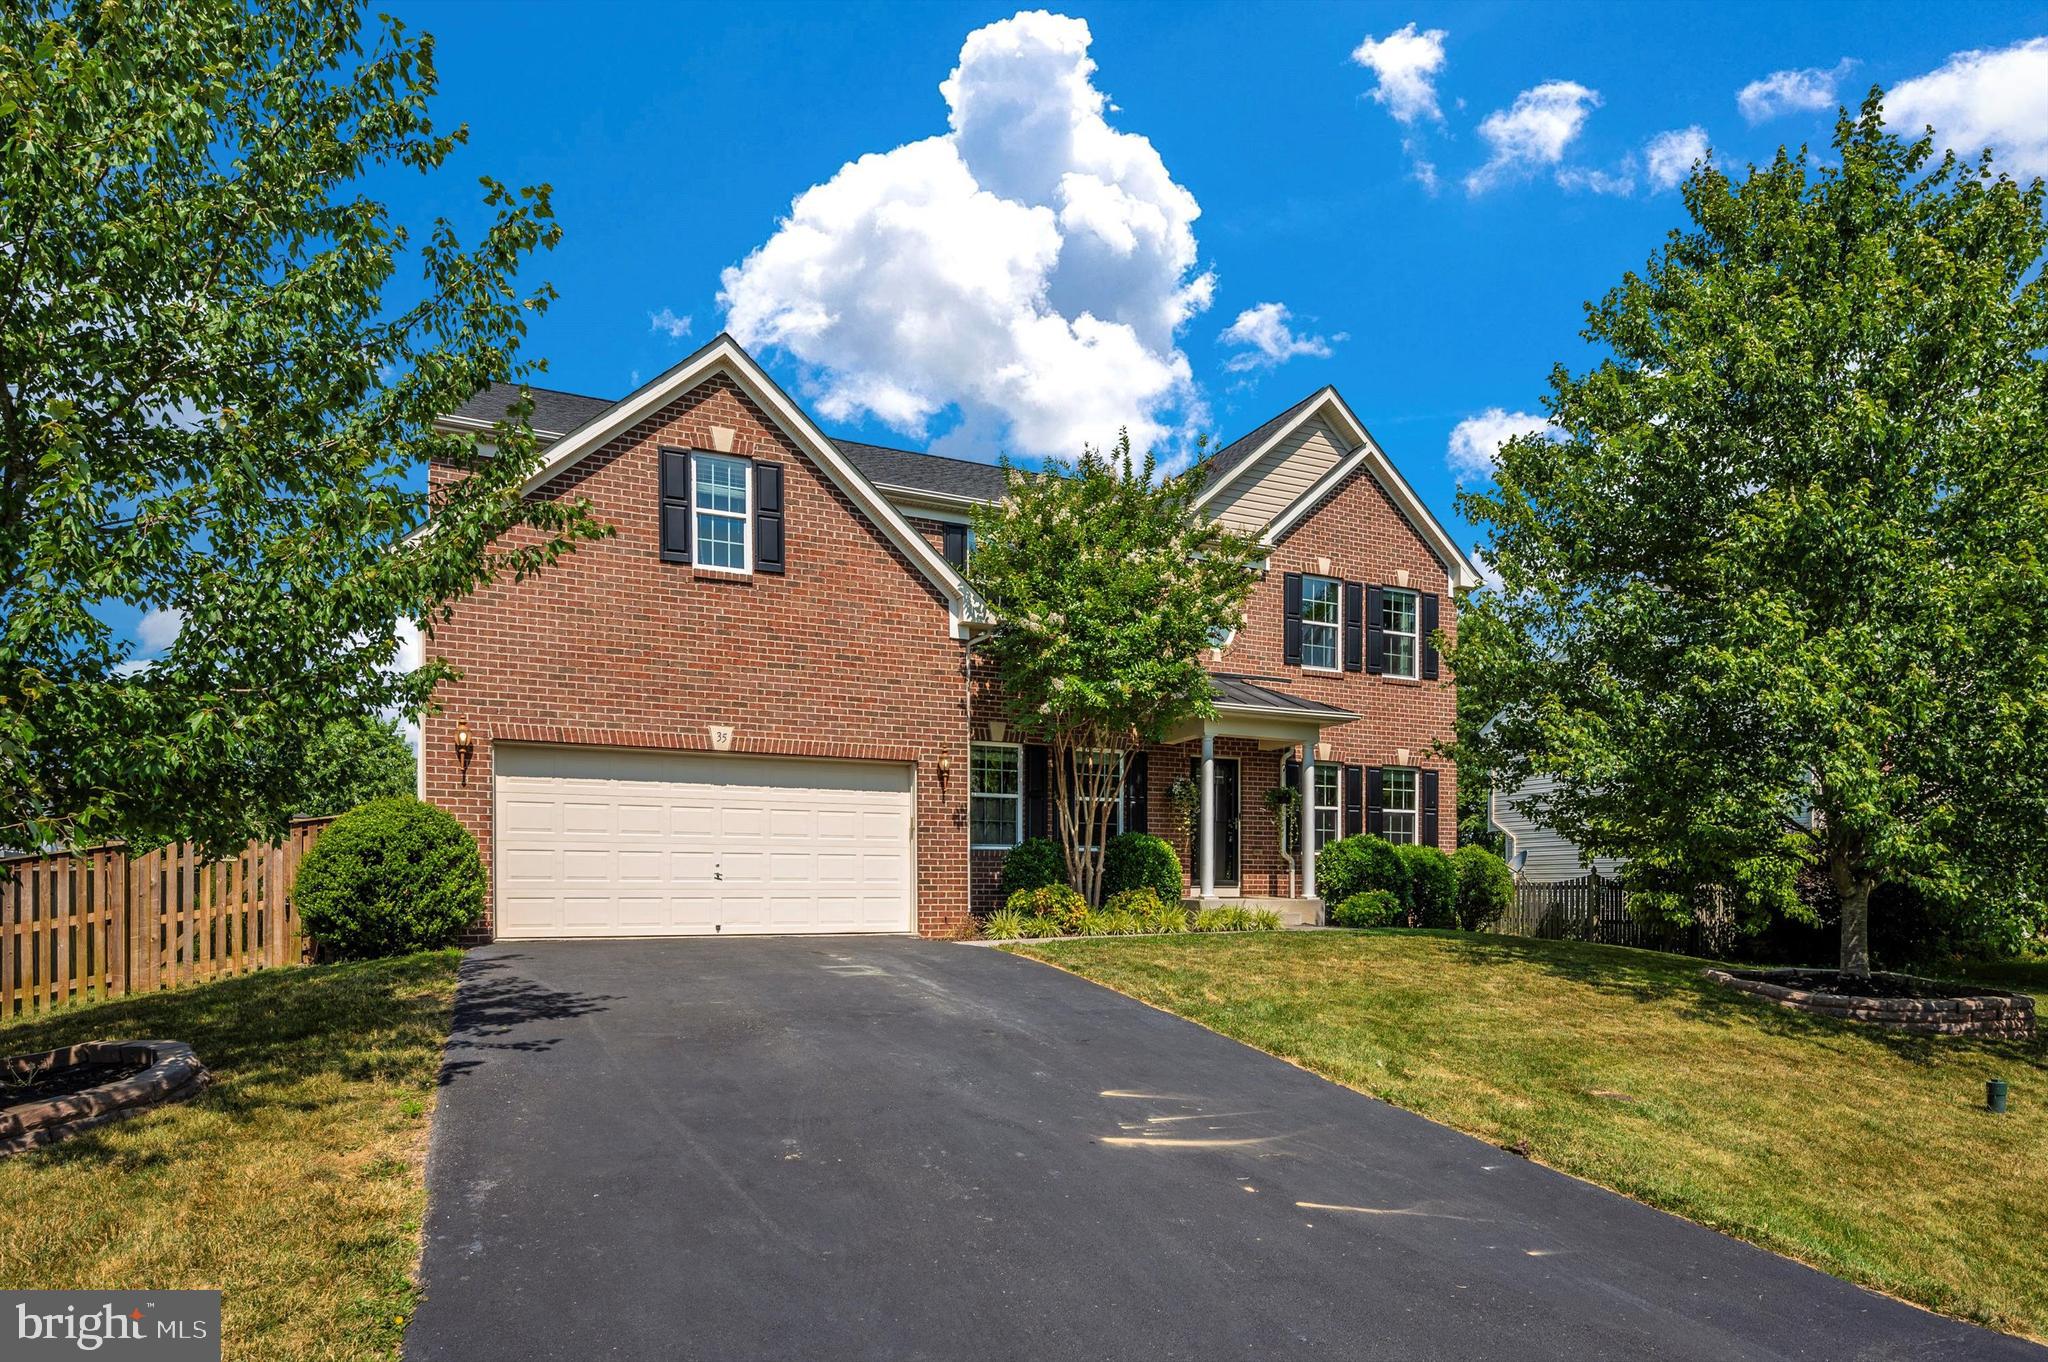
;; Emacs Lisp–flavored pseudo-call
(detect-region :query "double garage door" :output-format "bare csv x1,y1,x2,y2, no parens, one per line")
494,745,914,938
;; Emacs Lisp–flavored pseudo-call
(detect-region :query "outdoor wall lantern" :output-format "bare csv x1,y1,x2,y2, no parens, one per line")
454,719,474,785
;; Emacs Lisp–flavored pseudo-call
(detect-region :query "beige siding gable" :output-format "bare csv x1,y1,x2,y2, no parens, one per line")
1209,417,1354,532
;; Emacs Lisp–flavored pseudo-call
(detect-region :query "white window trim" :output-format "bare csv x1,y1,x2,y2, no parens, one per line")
1381,766,1419,845
969,741,1025,851
1300,574,1342,673
1381,586,1420,680
1312,762,1340,850
692,450,752,575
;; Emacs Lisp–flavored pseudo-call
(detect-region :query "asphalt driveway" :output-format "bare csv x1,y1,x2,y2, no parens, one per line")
407,937,2040,1361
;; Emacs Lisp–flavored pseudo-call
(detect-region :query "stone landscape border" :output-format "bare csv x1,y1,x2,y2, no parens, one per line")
1704,968,2035,1038
0,1039,210,1155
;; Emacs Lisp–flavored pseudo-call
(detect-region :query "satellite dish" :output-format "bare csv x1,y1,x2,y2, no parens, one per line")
1512,849,1529,873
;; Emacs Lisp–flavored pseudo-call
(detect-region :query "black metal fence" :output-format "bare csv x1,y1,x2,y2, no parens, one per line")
1494,875,1725,956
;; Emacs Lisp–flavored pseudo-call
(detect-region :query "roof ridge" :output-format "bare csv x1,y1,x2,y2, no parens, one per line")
834,436,1015,474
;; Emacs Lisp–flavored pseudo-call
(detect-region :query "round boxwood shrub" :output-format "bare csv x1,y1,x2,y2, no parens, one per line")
1452,845,1515,931
1330,889,1404,929
999,837,1068,901
295,797,485,958
1397,844,1459,927
1315,834,1408,906
1007,883,1088,934
1103,832,1183,902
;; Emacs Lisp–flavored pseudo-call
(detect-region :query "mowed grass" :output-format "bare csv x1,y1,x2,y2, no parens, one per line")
1012,930,2048,1341
0,953,461,1361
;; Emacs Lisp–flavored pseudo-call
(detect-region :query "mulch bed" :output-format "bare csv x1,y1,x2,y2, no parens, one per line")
2,1056,151,1109
1752,971,1982,1001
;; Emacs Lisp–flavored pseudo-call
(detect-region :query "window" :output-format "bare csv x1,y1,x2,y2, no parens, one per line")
1070,750,1123,846
970,743,1022,849
693,452,750,571
1381,588,1419,678
1313,763,1340,850
1381,767,1418,844
1301,575,1340,670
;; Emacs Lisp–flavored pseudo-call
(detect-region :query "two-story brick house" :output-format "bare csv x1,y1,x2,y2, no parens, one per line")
420,334,1477,939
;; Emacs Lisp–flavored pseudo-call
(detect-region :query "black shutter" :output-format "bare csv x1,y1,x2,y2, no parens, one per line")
754,462,785,574
1422,593,1441,680
1024,745,1050,840
1343,581,1364,672
1422,768,1441,847
1283,572,1304,665
941,522,968,570
1123,751,1148,833
1365,585,1385,674
1344,764,1364,838
1366,766,1385,837
658,447,691,563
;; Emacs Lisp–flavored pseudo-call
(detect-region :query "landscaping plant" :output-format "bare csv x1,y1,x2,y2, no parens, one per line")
295,798,484,958
1455,94,2048,974
1315,834,1409,909
1451,846,1515,931
1331,890,1405,929
969,433,1262,905
979,909,1032,940
1398,844,1460,927
1105,886,1187,933
1006,883,1090,935
0,3,606,857
1103,832,1183,902
999,838,1068,900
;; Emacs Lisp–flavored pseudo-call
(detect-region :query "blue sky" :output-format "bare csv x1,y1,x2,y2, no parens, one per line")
114,1,2048,662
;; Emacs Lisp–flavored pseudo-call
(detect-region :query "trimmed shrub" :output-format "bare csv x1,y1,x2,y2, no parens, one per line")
1330,889,1404,929
1103,833,1183,902
1007,883,1089,934
1105,886,1187,934
980,908,1031,940
295,797,484,958
1316,834,1408,906
1398,844,1459,927
999,837,1067,901
1452,846,1515,931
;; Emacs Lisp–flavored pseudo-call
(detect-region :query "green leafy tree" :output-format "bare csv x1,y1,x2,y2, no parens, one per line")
291,716,418,818
969,434,1261,905
1452,93,2048,976
0,3,606,855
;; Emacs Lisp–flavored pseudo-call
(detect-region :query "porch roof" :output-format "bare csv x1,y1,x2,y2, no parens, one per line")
1209,673,1357,725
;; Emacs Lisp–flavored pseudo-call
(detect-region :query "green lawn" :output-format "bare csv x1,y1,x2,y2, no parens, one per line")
0,953,461,1362
1012,930,2048,1342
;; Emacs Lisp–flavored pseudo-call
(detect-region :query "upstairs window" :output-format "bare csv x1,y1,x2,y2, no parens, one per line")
1300,575,1341,670
693,452,750,572
1381,588,1419,679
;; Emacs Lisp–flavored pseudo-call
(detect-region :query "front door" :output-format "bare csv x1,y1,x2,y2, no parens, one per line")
1188,756,1242,891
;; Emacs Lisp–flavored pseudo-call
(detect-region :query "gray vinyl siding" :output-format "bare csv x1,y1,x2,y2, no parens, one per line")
1209,417,1351,532
1491,775,1625,882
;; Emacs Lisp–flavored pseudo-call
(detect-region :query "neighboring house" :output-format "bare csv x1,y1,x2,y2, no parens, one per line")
1489,774,1625,883
421,334,1478,940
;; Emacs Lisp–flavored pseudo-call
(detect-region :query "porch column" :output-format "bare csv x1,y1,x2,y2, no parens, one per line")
1198,732,1216,899
1300,744,1317,900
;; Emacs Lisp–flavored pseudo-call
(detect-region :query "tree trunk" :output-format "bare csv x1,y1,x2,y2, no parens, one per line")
1838,877,1872,978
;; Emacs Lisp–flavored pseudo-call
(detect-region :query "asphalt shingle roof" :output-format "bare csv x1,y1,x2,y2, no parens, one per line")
448,382,616,437
834,440,1010,503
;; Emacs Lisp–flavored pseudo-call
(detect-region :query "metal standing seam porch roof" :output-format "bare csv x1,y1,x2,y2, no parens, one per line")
1208,673,1357,724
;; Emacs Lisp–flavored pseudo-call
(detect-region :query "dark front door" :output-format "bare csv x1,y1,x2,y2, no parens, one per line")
1188,756,1242,890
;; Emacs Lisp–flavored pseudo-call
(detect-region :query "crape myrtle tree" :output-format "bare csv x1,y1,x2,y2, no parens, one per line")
1451,93,2048,976
968,434,1262,906
0,3,607,855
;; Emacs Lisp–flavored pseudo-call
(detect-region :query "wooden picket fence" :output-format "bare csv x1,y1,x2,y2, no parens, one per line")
0,818,334,1020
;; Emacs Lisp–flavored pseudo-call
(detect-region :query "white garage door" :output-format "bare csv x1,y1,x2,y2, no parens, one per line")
493,745,914,938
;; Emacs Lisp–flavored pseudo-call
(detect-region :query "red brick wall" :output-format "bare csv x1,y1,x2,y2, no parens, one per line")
421,370,973,938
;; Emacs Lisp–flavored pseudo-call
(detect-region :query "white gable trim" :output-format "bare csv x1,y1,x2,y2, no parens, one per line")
1205,388,1480,591
1191,387,1343,511
518,335,972,632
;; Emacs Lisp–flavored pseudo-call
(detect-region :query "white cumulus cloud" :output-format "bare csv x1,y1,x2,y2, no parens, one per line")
1448,408,1555,477
1219,303,1339,372
649,308,692,340
1466,82,1601,193
135,607,185,654
1737,60,1852,124
718,11,1212,459
1645,126,1710,190
1890,37,2048,182
1351,23,1448,125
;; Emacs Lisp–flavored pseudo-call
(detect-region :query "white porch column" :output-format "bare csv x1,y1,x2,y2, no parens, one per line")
1198,732,1216,899
1300,744,1318,900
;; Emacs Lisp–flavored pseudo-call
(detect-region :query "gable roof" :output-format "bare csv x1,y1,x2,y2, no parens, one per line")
1198,389,1330,491
443,382,615,439
507,334,974,634
836,440,1009,506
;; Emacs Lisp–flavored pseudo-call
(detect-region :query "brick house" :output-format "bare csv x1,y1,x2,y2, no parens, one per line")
420,334,1478,939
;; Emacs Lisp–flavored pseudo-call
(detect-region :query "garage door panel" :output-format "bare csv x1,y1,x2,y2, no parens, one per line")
494,747,914,938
